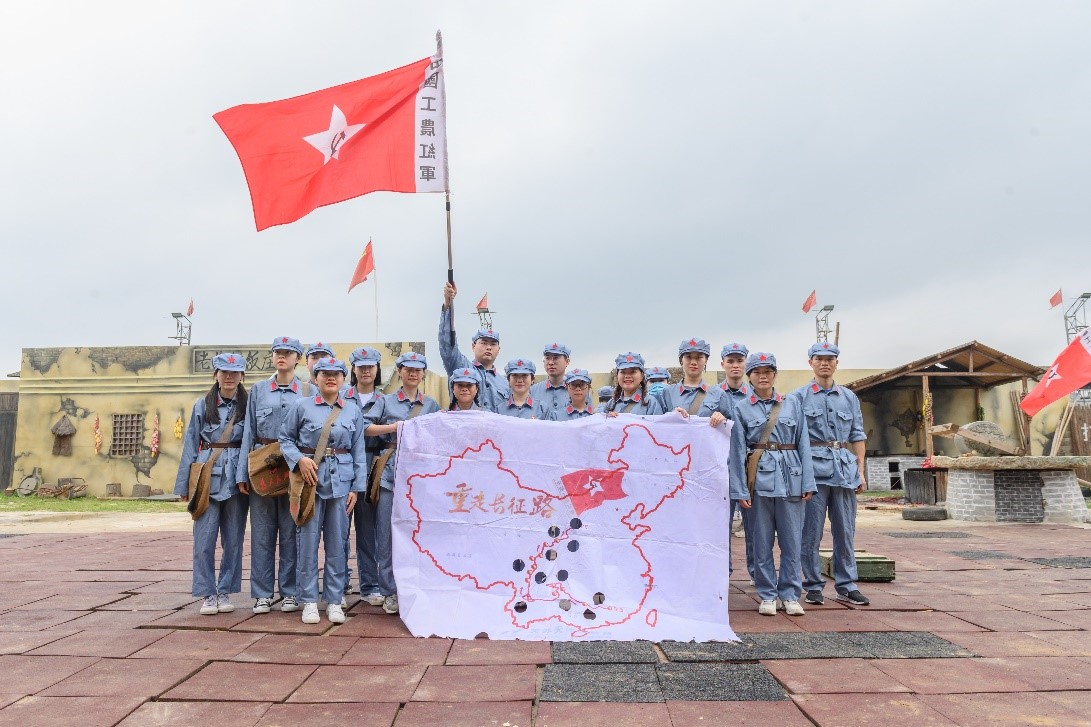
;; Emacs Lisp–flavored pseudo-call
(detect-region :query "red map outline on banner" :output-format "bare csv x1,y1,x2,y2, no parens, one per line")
404,424,692,636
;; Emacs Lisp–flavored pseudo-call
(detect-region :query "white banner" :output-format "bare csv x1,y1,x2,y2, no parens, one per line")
392,411,736,641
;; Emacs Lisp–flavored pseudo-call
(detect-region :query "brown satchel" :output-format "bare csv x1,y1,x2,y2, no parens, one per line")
744,399,783,500
289,403,342,527
187,409,239,521
367,400,423,504
248,441,290,498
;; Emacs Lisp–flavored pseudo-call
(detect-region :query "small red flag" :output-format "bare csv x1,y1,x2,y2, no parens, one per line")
476,293,488,312
802,289,817,313
559,468,628,515
1049,289,1063,309
214,40,447,231
347,241,376,293
186,299,194,317
1020,328,1091,417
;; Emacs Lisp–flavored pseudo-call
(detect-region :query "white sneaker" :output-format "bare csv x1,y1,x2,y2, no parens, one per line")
199,595,218,615
783,599,806,616
253,597,272,614
280,596,299,613
301,603,320,624
216,594,235,613
363,592,386,607
758,599,777,616
327,604,346,624
340,596,347,608
382,594,399,615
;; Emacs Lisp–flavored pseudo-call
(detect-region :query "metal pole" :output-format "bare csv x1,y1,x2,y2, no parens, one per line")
446,191,455,345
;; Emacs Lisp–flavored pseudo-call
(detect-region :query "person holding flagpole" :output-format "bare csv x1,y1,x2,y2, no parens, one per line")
439,283,508,412
342,347,387,608
174,353,249,616
363,352,440,615
238,337,311,615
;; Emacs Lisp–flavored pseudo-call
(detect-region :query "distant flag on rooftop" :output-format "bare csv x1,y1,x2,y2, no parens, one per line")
348,240,376,293
802,289,817,314
1049,289,1063,309
476,293,488,312
213,35,448,231
186,299,194,317
1020,328,1091,417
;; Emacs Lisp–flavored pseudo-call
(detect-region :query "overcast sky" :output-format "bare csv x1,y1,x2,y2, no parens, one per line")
2,1,1089,378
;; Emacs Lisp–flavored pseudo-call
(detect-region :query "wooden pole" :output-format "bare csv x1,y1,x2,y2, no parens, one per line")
446,191,455,345
834,321,840,346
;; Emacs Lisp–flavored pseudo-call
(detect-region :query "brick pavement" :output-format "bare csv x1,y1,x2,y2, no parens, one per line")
0,517,1089,726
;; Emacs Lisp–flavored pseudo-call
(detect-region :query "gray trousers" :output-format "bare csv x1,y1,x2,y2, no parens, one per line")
344,496,381,595
191,493,248,597
375,487,396,596
801,484,859,594
750,494,805,603
296,495,348,604
249,492,298,599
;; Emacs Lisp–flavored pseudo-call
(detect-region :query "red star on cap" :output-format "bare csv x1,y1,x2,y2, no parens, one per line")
823,343,830,349
330,359,337,365
227,355,236,363
281,337,288,343
551,343,557,348
689,339,697,346
732,344,739,349
411,353,417,359
759,354,767,361
316,342,322,346
517,359,524,366
626,355,634,362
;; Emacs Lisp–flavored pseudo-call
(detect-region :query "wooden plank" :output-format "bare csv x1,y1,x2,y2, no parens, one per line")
929,423,1021,454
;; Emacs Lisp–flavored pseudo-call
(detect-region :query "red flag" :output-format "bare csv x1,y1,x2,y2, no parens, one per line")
347,240,376,293
1020,328,1091,417
214,44,447,231
559,468,627,515
476,293,488,312
186,299,194,317
1049,289,1063,309
802,289,817,313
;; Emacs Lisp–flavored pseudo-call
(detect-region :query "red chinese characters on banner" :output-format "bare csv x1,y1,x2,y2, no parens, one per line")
445,482,556,518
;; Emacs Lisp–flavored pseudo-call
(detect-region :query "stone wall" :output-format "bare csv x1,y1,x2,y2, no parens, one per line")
946,469,997,521
1040,470,1090,523
866,455,927,490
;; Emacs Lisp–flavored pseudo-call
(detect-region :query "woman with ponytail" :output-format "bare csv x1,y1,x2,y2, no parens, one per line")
173,353,249,615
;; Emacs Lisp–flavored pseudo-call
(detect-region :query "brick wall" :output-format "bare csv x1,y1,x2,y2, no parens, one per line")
946,469,996,521
866,456,927,490
1040,470,1090,523
993,470,1044,523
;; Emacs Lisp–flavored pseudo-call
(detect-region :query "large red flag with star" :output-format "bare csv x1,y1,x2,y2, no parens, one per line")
214,40,448,231
1020,328,1091,417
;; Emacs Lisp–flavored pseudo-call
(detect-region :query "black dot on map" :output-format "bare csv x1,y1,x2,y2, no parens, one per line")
567,540,580,552
512,559,525,572
570,518,583,529
557,570,569,582
583,609,597,620
593,592,606,605
559,599,571,611
545,549,558,561
514,601,527,613
547,525,560,537
534,572,547,584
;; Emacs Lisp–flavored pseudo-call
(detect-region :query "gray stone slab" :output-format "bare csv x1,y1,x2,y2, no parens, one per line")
840,631,972,659
949,550,1013,560
656,663,787,701
540,663,662,702
551,640,659,664
657,639,759,662
883,531,975,538
1026,557,1091,569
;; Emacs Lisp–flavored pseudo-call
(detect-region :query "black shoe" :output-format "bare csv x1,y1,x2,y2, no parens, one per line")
804,590,825,605
835,589,870,606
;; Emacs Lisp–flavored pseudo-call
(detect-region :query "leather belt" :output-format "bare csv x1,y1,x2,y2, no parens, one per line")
200,442,240,450
749,442,797,452
811,440,849,449
257,437,278,445
300,446,350,455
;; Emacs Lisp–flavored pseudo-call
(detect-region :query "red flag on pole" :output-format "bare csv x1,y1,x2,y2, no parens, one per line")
1020,328,1091,417
213,39,448,231
476,293,488,312
348,240,376,293
1049,289,1063,309
186,299,194,317
802,290,817,313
